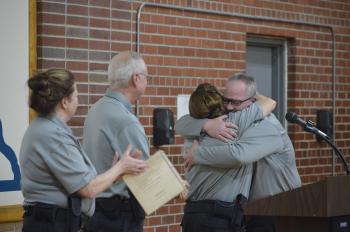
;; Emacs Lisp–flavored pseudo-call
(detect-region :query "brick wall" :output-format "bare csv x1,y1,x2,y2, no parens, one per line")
10,0,347,231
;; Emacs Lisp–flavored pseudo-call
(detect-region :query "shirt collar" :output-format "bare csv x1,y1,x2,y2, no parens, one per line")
46,114,73,134
105,88,133,113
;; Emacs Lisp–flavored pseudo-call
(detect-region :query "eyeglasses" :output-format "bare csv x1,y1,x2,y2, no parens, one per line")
136,73,152,81
222,96,253,106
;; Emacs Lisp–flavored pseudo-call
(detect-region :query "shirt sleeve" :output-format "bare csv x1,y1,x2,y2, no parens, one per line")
117,121,150,160
175,114,208,137
194,120,284,168
44,133,95,194
175,103,262,139
228,102,263,136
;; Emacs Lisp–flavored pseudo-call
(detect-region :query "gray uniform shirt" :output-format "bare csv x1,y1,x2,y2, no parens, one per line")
19,115,97,216
83,88,149,198
193,114,302,200
176,103,263,202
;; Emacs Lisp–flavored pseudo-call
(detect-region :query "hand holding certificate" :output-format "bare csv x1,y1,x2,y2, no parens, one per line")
123,150,185,215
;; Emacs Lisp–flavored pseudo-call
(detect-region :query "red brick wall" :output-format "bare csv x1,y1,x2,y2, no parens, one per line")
37,0,350,231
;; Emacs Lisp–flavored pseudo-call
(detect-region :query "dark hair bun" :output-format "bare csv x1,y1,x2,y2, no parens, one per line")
28,69,75,116
28,74,51,97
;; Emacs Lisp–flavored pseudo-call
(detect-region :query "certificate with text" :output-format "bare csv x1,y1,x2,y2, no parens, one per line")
123,150,185,215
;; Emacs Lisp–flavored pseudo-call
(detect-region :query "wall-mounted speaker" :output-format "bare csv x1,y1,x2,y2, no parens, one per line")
153,108,175,146
316,110,333,142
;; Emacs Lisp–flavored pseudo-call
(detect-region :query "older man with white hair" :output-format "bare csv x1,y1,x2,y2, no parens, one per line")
83,51,150,232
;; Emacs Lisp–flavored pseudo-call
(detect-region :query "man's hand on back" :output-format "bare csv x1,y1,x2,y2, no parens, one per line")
202,115,237,142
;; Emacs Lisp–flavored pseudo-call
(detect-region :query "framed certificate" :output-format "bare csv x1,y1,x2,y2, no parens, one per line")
124,150,185,215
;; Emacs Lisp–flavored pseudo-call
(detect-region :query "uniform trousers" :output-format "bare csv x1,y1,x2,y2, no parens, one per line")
22,203,81,232
182,212,237,232
181,198,246,232
83,196,144,232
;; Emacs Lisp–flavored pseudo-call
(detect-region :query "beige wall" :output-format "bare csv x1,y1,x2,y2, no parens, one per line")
0,222,22,232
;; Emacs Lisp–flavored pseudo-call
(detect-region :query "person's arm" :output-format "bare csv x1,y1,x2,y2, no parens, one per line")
199,93,275,139
77,145,147,198
46,133,148,199
175,114,237,142
175,94,274,142
202,115,237,142
255,93,276,117
227,94,276,136
193,119,284,168
175,114,207,137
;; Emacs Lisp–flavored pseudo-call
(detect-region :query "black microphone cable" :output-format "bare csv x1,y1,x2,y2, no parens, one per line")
285,112,350,176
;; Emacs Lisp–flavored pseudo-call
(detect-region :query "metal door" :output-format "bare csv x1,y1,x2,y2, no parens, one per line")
246,37,287,126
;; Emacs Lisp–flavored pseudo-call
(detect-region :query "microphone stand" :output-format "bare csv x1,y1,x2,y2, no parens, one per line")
304,120,350,176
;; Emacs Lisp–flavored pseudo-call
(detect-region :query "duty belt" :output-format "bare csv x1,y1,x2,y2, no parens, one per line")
95,196,132,212
185,194,247,231
185,200,236,220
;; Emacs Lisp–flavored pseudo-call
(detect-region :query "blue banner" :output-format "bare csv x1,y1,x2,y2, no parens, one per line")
0,119,21,192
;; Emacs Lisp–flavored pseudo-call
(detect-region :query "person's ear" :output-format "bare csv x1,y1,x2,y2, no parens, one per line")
130,73,139,87
60,96,69,110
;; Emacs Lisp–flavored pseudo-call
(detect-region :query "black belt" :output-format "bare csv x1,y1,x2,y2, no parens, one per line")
185,194,247,230
95,196,132,212
23,202,86,232
185,200,236,220
24,203,70,222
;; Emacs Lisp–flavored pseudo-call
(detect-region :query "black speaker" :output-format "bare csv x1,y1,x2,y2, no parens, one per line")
316,110,333,142
153,108,175,146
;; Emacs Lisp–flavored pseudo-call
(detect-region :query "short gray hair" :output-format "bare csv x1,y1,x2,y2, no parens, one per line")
227,73,257,98
108,51,145,88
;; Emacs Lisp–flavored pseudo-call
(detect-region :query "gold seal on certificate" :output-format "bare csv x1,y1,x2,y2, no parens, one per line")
123,150,185,215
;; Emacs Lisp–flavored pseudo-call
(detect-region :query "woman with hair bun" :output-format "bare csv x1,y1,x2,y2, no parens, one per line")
20,69,148,232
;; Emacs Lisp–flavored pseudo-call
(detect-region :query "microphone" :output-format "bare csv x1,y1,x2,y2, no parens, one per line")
285,112,329,139
286,112,350,175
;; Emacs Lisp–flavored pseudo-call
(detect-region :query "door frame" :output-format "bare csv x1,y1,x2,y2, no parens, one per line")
247,36,288,127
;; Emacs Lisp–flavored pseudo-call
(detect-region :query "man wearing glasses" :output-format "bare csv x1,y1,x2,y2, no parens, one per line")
175,73,301,232
83,51,150,232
